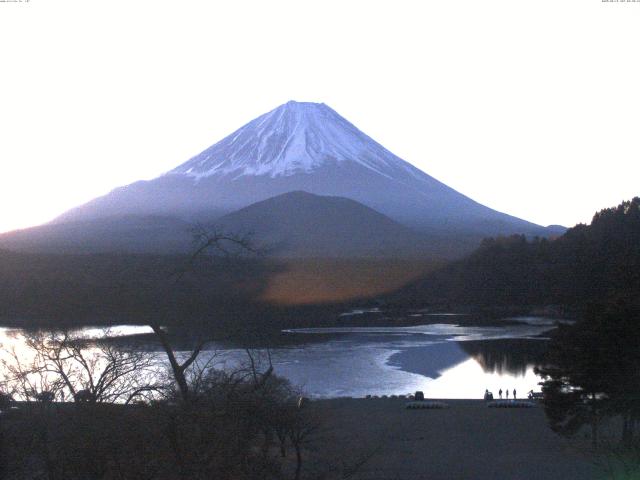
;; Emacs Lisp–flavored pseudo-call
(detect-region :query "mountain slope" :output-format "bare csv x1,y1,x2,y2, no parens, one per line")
0,193,449,257
213,191,436,258
0,216,194,254
169,100,427,180
54,101,558,247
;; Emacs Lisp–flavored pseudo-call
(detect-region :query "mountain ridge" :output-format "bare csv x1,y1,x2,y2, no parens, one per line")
213,190,438,258
14,100,562,257
0,192,443,257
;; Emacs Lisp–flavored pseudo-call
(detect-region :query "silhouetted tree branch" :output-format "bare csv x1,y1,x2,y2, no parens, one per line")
152,226,260,403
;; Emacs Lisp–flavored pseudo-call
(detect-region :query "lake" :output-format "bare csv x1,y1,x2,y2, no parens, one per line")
0,316,559,399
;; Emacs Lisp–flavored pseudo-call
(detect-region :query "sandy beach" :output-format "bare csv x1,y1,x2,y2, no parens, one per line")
308,398,599,480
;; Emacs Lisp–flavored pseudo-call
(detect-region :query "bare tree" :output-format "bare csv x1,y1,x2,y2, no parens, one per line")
151,226,259,403
0,329,166,479
244,347,274,390
288,404,321,480
13,329,163,404
149,324,208,403
1,344,65,403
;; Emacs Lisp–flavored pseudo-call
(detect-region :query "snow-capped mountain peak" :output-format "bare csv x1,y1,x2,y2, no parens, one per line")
168,100,415,180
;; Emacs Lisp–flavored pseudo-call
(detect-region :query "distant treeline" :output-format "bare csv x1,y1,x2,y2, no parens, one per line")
0,249,369,335
395,197,640,312
0,250,289,331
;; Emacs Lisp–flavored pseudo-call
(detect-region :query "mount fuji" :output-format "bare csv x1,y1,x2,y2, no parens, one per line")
1,101,562,257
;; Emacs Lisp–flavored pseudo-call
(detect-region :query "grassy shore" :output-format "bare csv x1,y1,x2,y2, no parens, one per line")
308,398,599,480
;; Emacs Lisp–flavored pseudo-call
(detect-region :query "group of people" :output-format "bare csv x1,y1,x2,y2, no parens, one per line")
483,388,517,400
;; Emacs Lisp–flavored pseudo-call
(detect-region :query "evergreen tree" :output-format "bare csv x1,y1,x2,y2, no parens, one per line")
536,301,640,446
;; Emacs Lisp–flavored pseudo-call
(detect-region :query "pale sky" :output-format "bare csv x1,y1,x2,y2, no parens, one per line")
1,0,639,234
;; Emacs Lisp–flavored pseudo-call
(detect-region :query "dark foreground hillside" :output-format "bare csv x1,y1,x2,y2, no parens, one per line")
0,398,601,480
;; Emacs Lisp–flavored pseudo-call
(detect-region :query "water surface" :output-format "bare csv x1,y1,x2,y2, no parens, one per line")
0,318,556,399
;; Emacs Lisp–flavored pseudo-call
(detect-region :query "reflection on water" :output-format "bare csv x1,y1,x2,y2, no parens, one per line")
459,339,548,376
0,319,556,399
386,342,469,378
209,320,555,398
278,320,554,397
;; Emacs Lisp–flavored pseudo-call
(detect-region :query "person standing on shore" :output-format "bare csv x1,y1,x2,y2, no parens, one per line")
513,389,516,399
506,389,509,399
499,389,503,399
